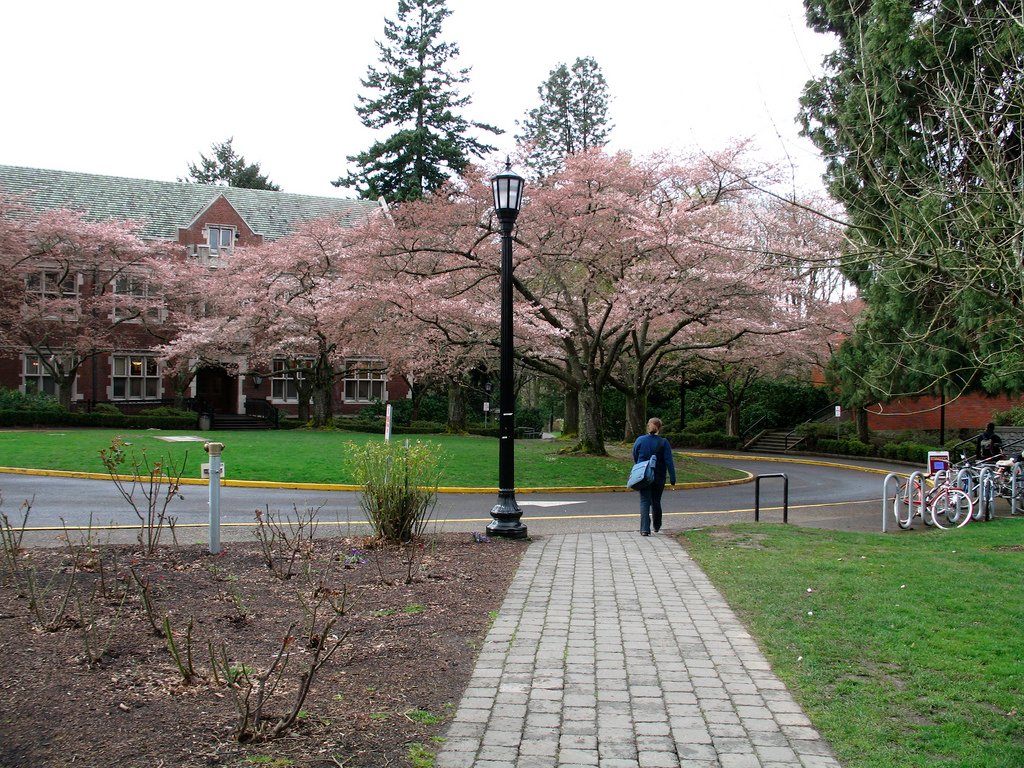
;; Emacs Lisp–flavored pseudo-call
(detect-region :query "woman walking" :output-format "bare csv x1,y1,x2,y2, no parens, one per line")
632,417,676,536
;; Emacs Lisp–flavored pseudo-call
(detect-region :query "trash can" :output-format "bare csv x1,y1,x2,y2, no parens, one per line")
198,412,213,431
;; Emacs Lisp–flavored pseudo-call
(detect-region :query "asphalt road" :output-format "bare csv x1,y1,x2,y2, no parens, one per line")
0,452,912,547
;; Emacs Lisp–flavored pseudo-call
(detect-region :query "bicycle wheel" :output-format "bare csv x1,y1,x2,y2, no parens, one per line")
891,478,916,529
930,488,973,529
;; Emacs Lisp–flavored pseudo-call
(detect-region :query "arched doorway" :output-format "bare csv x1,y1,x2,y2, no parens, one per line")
195,366,237,414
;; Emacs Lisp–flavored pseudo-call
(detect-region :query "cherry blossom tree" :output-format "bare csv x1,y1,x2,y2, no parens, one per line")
353,146,844,454
0,201,176,410
160,218,382,426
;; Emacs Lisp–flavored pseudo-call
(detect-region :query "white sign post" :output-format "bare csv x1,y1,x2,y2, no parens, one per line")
204,442,225,555
384,403,393,442
483,400,490,427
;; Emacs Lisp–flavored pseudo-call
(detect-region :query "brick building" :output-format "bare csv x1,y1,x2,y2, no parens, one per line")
0,164,408,420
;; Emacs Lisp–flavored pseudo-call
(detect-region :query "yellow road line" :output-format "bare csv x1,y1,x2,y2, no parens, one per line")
17,499,879,532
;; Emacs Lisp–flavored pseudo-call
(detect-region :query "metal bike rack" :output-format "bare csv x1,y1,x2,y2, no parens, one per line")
754,473,788,523
1013,463,1023,515
978,467,996,522
884,471,927,532
956,465,996,522
882,473,902,533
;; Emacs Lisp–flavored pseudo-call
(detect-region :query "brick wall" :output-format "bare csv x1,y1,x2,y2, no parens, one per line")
866,392,1024,432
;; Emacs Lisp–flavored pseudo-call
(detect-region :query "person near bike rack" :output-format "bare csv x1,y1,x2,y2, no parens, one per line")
976,423,1004,460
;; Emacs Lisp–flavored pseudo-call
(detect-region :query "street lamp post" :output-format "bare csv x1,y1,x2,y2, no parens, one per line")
487,162,528,540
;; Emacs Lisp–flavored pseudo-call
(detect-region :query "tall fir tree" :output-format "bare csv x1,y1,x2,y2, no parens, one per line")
335,0,500,203
516,56,612,177
182,138,281,190
799,0,1024,400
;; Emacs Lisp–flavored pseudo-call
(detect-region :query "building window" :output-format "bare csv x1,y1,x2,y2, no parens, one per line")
113,275,161,321
23,354,57,396
343,358,386,403
25,270,78,303
207,226,235,256
271,358,306,403
112,355,160,399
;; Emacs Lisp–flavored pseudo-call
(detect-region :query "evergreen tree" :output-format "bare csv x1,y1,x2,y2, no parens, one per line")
182,138,281,190
335,0,500,203
799,0,1024,399
516,56,612,177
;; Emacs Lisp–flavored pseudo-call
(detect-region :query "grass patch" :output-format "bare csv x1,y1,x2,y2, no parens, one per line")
404,708,445,726
0,429,743,488
680,520,1024,768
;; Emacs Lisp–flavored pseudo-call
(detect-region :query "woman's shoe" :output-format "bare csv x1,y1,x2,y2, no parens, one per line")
640,531,650,536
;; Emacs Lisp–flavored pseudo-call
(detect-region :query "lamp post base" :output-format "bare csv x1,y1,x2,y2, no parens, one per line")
487,491,528,539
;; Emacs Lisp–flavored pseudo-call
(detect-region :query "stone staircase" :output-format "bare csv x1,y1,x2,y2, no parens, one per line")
743,428,804,454
206,413,276,430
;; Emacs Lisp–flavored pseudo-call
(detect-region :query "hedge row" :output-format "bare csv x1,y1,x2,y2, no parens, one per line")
664,430,743,450
330,419,446,435
811,438,939,464
0,409,197,430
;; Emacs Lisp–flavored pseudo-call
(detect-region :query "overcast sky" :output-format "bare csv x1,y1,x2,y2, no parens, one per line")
0,0,836,198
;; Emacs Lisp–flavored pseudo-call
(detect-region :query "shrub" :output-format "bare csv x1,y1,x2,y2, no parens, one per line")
516,406,546,434
139,405,195,418
0,388,65,413
666,430,742,450
92,403,122,416
347,440,444,544
0,410,195,429
878,441,933,463
993,405,1024,427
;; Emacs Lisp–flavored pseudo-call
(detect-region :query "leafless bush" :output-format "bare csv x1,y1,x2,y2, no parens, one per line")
99,437,185,554
252,505,319,580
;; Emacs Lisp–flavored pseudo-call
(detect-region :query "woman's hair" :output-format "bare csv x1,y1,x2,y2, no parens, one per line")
647,417,662,434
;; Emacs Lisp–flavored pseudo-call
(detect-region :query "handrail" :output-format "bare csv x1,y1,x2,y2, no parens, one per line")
784,402,842,450
951,430,1024,461
244,397,281,428
740,415,768,441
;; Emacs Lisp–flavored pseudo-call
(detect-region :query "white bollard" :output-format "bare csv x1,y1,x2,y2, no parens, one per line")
205,441,225,555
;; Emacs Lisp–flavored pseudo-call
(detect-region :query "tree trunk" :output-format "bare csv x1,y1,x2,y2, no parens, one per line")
563,387,580,436
575,384,607,455
309,358,334,427
725,403,741,437
855,407,869,443
311,389,331,427
57,376,75,411
624,392,647,441
447,380,467,433
295,377,314,423
171,369,196,411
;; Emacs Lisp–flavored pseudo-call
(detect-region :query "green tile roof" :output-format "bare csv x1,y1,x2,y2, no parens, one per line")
0,164,379,241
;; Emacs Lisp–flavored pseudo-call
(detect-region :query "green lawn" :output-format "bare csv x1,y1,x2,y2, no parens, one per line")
0,428,743,488
681,521,1024,768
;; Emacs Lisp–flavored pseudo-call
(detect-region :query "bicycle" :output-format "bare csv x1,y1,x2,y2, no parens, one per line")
891,470,974,530
991,455,1024,515
948,456,995,521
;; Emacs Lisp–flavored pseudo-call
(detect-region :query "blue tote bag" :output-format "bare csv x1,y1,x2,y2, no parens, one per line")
627,454,657,490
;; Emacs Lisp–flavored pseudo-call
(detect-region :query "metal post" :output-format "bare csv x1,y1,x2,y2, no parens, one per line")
1013,463,1023,515
882,473,903,533
978,466,995,521
754,473,789,523
487,214,527,539
205,441,224,555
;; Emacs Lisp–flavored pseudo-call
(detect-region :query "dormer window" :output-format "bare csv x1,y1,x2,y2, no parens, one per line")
207,225,235,255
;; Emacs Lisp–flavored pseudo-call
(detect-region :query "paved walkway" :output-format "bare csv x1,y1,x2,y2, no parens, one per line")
436,532,842,768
